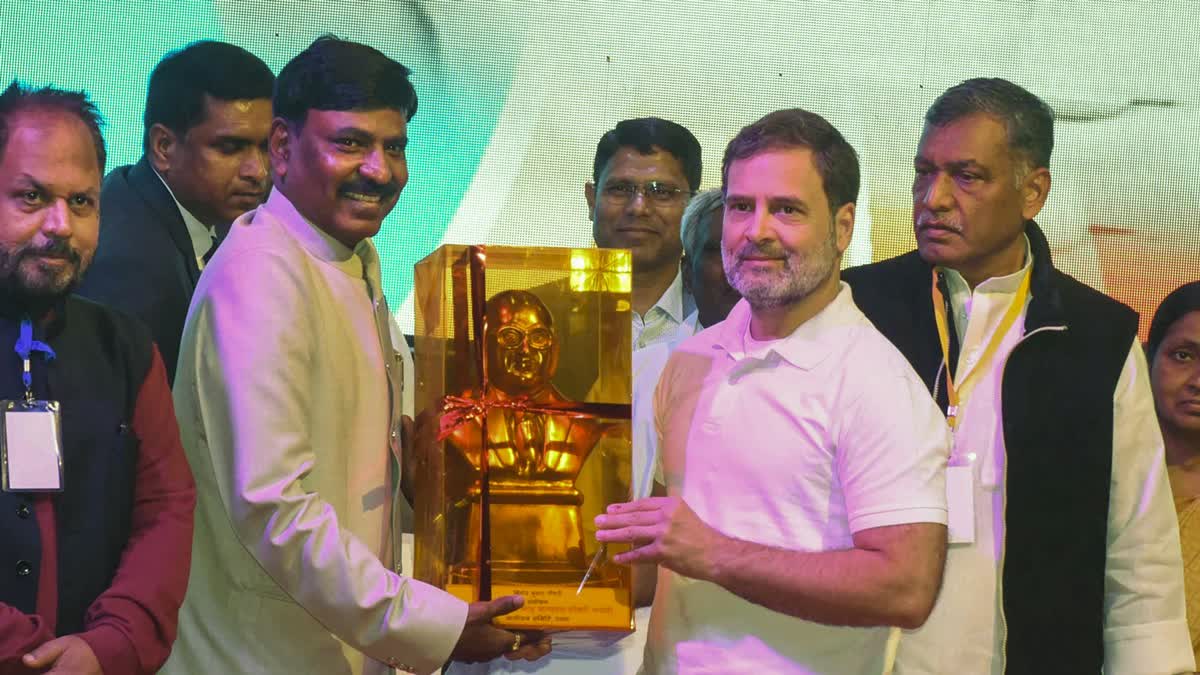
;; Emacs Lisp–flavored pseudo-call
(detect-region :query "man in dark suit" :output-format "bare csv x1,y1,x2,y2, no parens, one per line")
77,41,273,383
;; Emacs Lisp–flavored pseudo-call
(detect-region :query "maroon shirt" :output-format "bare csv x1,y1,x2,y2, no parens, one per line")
0,347,195,674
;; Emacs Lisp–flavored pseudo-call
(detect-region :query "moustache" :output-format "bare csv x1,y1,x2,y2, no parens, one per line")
25,239,82,266
338,178,399,200
915,214,962,233
731,241,789,261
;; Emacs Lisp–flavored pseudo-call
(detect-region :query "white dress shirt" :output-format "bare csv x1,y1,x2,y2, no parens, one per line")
646,285,949,674
153,167,217,269
165,189,467,675
893,243,1193,675
634,269,695,349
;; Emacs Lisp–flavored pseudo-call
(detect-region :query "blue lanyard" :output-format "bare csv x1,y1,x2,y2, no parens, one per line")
14,317,55,402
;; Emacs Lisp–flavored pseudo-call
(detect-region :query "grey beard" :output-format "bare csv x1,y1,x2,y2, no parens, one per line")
723,233,838,311
0,247,83,306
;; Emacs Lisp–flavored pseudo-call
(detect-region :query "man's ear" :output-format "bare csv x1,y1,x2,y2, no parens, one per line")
1020,167,1052,221
833,201,855,255
268,118,292,183
584,181,597,220
146,123,178,175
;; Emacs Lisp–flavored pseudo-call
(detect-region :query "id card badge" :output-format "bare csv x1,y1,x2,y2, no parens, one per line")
946,465,975,544
0,400,64,492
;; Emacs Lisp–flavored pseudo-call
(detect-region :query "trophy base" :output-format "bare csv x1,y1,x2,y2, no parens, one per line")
444,577,633,633
449,557,629,585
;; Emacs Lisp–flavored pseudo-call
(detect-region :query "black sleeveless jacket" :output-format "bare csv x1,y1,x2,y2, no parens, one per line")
843,221,1137,673
0,296,152,634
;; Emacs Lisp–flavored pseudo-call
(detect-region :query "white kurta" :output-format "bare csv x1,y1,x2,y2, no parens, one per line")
165,188,467,675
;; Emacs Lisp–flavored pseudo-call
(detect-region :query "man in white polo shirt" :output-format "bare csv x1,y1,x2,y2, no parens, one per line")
596,108,950,674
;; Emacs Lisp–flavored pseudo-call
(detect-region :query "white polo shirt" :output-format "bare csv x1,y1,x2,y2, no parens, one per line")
646,283,949,675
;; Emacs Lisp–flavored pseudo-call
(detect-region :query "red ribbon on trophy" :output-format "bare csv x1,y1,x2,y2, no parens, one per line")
437,245,631,600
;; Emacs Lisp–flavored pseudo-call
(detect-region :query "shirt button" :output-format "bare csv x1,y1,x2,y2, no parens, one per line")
15,560,32,576
15,503,31,519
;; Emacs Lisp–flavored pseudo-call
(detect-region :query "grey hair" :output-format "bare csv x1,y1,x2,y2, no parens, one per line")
925,77,1055,183
681,187,724,262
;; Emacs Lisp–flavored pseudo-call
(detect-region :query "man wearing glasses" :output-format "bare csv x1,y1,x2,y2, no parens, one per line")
585,117,702,350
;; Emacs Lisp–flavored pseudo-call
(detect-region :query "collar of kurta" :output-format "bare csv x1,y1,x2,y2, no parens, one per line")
256,187,378,282
915,219,1066,333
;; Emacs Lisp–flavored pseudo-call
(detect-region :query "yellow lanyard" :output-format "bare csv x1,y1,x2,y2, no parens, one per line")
930,266,1031,429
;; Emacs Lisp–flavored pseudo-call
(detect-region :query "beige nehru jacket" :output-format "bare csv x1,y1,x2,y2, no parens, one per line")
165,189,467,675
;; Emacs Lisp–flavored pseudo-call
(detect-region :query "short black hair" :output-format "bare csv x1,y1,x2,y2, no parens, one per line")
0,80,106,173
592,117,702,191
721,108,859,214
1147,281,1200,361
274,35,418,127
925,77,1055,172
144,40,274,148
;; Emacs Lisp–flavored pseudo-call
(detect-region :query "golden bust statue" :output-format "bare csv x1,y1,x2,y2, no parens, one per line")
446,290,615,581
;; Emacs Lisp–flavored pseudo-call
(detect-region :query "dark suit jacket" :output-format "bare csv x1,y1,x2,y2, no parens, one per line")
77,157,201,384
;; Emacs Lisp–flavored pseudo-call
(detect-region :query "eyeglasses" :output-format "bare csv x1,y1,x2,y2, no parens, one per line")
601,180,691,205
495,325,553,350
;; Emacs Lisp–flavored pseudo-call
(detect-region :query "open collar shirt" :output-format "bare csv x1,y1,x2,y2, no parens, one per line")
633,269,695,350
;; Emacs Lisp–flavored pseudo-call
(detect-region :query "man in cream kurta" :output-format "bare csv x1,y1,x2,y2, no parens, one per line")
164,36,548,675
166,186,467,675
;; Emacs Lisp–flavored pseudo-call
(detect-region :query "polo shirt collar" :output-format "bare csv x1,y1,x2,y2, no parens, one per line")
713,282,858,370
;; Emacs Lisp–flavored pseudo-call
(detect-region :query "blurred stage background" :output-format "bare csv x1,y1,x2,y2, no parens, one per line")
4,0,1197,336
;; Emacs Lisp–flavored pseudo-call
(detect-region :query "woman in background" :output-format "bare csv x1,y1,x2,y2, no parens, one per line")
1149,280,1200,664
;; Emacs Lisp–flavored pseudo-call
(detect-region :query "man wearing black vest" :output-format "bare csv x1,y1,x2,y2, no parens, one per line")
843,78,1191,673
0,81,196,674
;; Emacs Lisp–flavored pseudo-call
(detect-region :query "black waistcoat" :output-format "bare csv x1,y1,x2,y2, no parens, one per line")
0,296,151,635
842,222,1137,673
